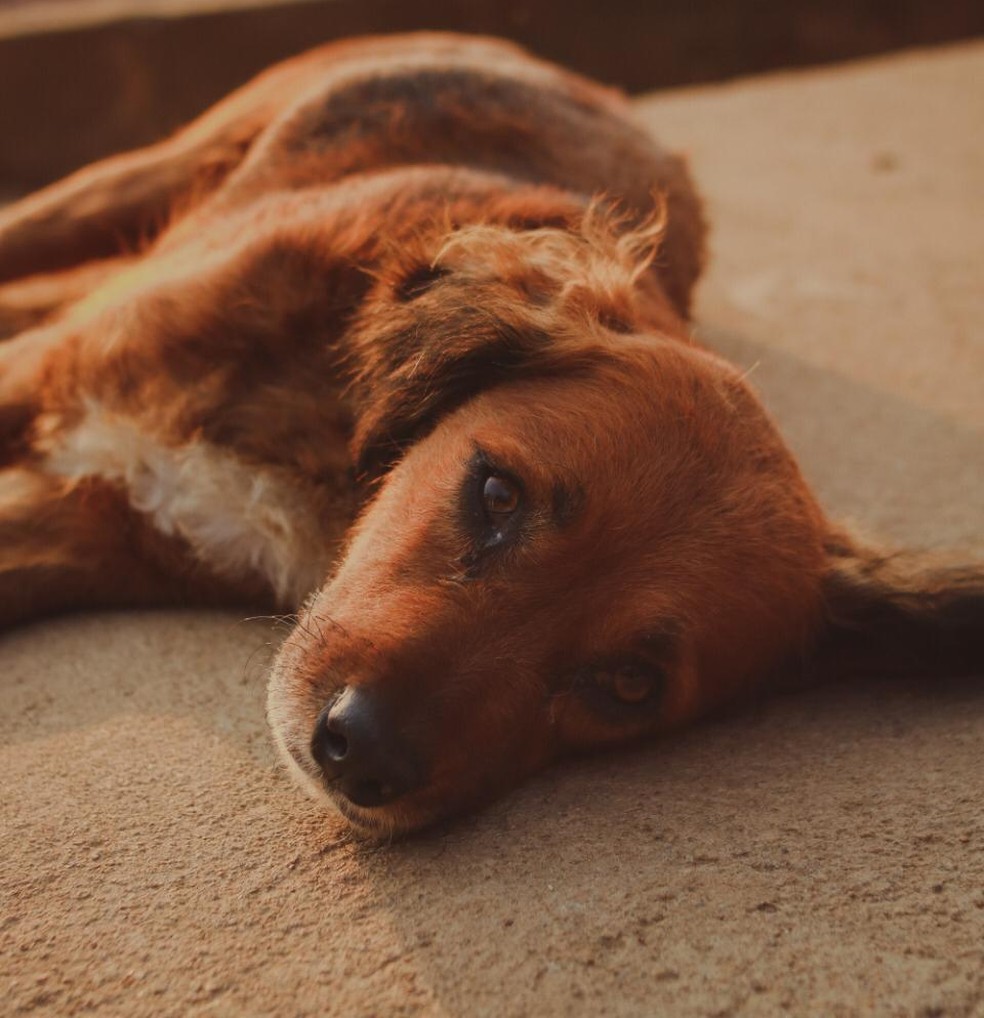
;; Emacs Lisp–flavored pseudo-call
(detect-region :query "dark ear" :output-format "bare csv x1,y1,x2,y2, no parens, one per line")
347,265,610,481
815,531,984,680
350,320,554,480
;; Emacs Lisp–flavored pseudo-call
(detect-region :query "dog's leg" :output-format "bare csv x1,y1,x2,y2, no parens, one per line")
0,46,341,284
0,468,162,628
0,258,134,340
0,129,251,284
0,466,271,630
0,321,276,628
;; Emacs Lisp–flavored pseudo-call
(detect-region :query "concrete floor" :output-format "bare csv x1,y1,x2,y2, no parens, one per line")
2,41,983,1017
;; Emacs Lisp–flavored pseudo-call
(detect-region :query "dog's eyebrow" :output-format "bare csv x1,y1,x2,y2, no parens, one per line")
469,443,495,472
551,479,585,529
631,623,683,664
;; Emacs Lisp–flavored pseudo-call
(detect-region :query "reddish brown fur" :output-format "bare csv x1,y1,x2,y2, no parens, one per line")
0,34,979,836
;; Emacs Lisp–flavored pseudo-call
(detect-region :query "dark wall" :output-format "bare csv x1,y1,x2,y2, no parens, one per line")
1,0,981,190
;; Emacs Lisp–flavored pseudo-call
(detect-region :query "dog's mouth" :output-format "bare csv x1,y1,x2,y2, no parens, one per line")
319,767,449,839
266,705,432,837
326,791,395,835
266,639,542,837
273,732,401,832
287,724,487,837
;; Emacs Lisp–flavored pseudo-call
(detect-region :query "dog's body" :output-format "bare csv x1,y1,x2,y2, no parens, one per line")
1,34,980,835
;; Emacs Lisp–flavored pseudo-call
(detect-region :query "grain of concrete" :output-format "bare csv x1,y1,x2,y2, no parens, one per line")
2,41,982,1018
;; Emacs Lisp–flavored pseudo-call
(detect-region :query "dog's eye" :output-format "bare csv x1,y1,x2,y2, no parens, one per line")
482,474,521,520
459,453,526,567
595,664,658,705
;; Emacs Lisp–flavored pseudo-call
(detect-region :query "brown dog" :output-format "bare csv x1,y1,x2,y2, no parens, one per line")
0,34,979,836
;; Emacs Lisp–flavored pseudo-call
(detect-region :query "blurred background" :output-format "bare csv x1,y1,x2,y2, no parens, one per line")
1,0,982,192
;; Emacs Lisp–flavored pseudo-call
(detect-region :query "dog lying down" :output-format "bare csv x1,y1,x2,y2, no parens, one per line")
0,33,980,836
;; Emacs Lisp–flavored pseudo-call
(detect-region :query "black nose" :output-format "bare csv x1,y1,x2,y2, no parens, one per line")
310,686,422,808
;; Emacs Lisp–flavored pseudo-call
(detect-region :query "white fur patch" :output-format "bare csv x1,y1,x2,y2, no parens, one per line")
42,401,333,604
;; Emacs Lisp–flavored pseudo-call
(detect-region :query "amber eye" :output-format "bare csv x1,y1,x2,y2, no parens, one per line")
598,664,655,705
482,474,521,520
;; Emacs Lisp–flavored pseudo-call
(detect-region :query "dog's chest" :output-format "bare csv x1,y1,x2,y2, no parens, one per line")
39,400,337,604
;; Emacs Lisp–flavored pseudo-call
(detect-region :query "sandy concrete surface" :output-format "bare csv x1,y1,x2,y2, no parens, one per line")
2,41,983,1018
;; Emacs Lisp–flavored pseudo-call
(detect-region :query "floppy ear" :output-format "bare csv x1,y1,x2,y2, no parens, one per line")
815,530,984,680
347,202,675,480
350,314,573,481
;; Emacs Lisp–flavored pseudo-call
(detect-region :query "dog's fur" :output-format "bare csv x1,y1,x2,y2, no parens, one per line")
1,33,980,836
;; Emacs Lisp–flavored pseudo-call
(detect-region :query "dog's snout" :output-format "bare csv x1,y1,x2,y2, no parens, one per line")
310,687,422,808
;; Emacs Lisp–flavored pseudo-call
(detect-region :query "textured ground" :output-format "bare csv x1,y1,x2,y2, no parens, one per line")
2,41,983,1018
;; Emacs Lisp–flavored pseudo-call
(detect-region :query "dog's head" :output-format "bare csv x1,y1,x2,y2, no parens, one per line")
267,215,982,837
267,215,827,834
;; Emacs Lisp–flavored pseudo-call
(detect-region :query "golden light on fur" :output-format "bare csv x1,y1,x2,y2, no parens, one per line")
0,33,980,836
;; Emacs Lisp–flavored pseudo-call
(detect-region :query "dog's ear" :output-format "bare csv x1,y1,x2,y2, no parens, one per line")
347,255,612,482
812,530,983,680
350,316,571,481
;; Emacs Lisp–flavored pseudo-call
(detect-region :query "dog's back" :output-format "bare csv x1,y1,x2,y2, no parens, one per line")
0,33,704,321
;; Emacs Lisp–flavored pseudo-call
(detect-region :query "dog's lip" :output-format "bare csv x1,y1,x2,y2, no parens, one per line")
327,784,439,838
329,793,390,832
319,772,413,824
279,734,387,826
318,769,450,836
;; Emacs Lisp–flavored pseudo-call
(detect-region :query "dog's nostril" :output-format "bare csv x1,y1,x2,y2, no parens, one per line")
310,702,347,772
323,727,348,761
